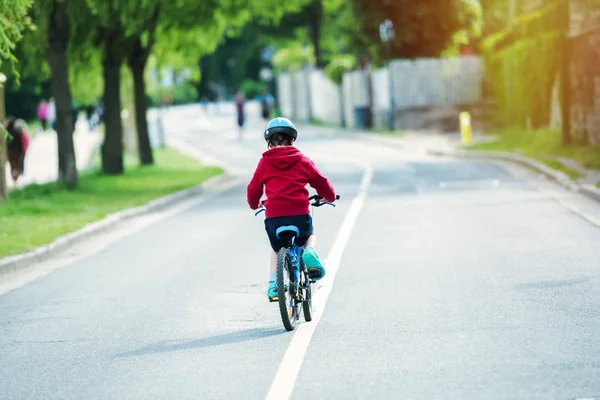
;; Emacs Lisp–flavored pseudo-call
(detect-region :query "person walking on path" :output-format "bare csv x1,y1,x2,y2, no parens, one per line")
47,97,56,131
260,90,272,121
37,100,49,131
5,117,30,187
235,91,246,140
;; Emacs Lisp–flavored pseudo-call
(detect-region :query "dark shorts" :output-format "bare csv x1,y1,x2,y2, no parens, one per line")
264,214,313,252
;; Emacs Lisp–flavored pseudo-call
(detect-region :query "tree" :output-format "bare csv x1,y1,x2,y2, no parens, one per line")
351,0,478,60
306,0,325,68
79,0,128,174
13,0,101,189
126,0,224,166
46,0,78,188
126,4,161,166
0,1,34,71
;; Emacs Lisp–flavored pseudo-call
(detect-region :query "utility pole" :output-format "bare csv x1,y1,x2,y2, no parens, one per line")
559,0,572,145
380,19,396,131
303,43,314,122
507,0,517,28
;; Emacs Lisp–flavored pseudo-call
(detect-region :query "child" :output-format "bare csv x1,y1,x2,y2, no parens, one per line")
247,117,337,301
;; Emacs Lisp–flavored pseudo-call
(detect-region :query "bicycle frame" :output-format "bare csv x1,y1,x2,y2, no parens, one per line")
253,194,339,330
254,194,340,278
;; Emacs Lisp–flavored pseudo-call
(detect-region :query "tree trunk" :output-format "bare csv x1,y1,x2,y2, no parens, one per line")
101,30,124,174
129,38,153,165
307,0,324,68
560,0,572,146
47,0,77,188
0,87,7,199
339,83,346,128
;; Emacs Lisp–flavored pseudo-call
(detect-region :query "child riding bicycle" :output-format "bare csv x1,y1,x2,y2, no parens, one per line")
247,117,337,301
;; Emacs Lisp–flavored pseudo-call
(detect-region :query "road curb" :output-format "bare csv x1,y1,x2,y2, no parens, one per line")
427,148,600,203
0,172,235,280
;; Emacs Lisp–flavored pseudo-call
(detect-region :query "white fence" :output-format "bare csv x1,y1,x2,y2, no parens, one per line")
276,56,484,129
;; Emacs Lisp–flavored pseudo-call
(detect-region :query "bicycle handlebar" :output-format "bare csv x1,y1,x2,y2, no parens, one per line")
308,194,340,207
255,194,340,216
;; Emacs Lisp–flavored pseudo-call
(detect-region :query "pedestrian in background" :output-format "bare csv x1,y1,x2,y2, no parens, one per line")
47,97,56,131
261,90,272,121
85,104,95,131
235,91,246,140
5,117,30,187
37,100,48,131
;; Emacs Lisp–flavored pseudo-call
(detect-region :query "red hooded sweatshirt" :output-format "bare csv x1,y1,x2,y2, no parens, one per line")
247,146,336,218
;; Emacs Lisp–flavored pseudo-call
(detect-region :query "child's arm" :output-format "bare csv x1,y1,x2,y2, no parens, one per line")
247,160,264,209
305,159,336,202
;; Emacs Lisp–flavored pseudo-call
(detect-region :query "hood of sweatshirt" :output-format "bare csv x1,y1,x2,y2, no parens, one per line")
262,146,303,171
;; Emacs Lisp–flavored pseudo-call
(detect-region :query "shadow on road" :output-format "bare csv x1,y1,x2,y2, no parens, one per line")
116,326,286,358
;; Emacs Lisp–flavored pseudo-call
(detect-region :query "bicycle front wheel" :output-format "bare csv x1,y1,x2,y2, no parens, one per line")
277,247,298,331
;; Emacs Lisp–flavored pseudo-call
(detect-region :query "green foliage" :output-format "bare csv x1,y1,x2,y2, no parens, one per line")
239,79,267,99
479,0,510,35
148,83,198,107
351,0,477,60
324,55,355,85
69,47,103,105
169,83,198,105
482,0,566,129
443,0,483,57
0,0,34,72
485,34,561,128
481,0,563,53
272,45,314,72
152,22,225,83
470,127,600,173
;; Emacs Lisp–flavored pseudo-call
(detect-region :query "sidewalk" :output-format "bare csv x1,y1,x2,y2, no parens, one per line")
6,118,102,190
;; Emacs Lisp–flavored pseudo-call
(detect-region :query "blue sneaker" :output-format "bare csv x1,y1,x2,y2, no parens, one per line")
267,282,279,302
302,248,325,280
267,282,278,302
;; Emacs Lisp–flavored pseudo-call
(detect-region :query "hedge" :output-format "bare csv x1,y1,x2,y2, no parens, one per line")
481,0,567,129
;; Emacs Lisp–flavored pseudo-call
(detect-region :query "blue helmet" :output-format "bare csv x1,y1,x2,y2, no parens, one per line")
264,117,298,143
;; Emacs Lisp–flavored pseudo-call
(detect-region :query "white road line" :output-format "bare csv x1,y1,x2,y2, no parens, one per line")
265,161,373,400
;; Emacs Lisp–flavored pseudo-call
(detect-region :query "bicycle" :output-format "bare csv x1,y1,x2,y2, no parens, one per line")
255,194,340,331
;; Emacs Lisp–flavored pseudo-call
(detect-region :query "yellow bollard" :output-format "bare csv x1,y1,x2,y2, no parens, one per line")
460,111,472,146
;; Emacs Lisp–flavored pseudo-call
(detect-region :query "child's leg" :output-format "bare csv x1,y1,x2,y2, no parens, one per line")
304,233,316,250
269,251,277,277
267,250,278,300
302,233,325,280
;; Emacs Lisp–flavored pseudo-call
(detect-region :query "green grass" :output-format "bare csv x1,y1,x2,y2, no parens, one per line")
0,148,222,258
539,159,584,180
596,182,600,188
469,127,600,178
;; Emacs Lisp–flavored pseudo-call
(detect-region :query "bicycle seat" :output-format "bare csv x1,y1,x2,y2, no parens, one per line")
276,225,300,239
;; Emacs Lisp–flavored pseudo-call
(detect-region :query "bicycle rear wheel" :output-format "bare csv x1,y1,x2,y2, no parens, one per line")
300,253,313,322
277,247,298,331
302,273,313,322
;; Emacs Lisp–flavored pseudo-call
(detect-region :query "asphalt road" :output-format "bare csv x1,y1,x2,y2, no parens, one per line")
2,102,600,399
